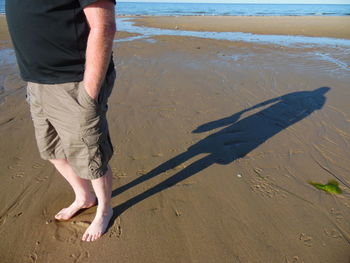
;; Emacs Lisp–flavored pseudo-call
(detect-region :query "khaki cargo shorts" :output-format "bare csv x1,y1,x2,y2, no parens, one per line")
26,70,116,180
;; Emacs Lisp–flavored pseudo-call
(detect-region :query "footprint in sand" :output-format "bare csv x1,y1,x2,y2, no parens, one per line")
285,255,304,263
35,175,49,182
324,227,343,239
299,233,313,247
111,168,128,179
330,208,344,220
0,215,7,226
24,252,38,263
9,160,46,180
109,216,122,238
344,202,350,208
53,221,81,244
13,212,23,218
32,162,46,169
70,250,90,263
7,157,23,170
8,158,25,179
250,176,286,199
24,241,42,263
11,171,24,179
8,164,22,170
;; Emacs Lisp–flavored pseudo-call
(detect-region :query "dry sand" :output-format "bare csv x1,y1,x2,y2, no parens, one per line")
1,15,350,263
132,15,350,40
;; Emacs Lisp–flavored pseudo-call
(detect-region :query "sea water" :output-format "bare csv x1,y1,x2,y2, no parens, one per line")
0,2,350,16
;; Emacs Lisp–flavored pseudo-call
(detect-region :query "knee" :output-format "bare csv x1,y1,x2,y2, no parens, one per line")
49,158,68,167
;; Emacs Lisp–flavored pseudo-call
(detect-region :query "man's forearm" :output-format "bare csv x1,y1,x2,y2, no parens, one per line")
83,1,116,100
84,27,115,100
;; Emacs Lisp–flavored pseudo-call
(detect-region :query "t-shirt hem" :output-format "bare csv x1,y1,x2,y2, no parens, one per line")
22,65,115,85
79,0,116,8
22,76,84,85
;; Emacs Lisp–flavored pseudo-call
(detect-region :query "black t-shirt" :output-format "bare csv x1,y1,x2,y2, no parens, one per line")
5,0,116,84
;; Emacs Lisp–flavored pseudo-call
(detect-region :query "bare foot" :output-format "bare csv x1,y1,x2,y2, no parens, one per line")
55,196,97,221
81,207,113,242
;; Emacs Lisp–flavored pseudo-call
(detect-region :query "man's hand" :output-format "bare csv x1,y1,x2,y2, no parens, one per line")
83,0,116,101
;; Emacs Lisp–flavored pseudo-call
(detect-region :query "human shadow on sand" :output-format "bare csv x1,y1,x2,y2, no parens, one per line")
110,87,330,220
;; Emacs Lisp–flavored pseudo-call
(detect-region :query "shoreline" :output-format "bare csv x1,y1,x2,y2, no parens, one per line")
130,15,350,40
1,14,350,39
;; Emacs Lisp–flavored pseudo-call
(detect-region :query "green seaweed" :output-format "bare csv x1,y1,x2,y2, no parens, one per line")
309,179,342,194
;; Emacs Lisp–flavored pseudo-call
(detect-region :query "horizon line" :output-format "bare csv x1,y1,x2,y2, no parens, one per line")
117,1,350,4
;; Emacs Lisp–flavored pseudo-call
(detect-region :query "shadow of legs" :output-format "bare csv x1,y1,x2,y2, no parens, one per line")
111,154,214,221
112,150,197,197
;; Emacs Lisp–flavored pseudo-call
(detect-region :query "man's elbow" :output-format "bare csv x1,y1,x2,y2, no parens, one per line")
105,23,116,38
90,23,116,39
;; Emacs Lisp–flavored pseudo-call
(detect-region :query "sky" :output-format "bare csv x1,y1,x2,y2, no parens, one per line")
118,0,350,4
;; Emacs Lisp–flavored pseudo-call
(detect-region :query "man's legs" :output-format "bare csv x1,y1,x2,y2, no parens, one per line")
50,159,97,220
50,158,113,242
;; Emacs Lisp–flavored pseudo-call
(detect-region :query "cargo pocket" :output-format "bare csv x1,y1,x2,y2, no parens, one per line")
82,131,114,179
82,133,104,178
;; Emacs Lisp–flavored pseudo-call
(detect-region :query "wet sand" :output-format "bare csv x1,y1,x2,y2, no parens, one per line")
1,15,350,263
132,15,350,40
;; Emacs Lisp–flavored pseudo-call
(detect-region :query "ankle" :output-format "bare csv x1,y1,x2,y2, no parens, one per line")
75,195,96,205
96,205,112,216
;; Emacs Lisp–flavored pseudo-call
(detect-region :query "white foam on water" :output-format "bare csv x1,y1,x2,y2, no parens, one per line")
115,18,350,49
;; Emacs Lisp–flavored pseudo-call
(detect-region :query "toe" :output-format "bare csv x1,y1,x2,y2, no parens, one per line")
55,208,68,220
55,213,63,220
87,234,93,242
82,233,89,242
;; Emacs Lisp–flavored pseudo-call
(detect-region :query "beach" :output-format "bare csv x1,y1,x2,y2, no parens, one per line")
1,15,350,263
132,15,350,39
